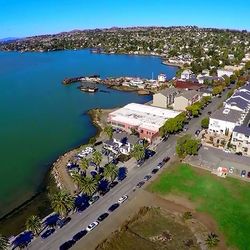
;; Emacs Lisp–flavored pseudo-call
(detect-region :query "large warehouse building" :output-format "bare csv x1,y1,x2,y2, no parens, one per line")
108,103,181,142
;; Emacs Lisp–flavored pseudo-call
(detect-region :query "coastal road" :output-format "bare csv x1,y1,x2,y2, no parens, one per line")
29,136,177,250
28,87,231,250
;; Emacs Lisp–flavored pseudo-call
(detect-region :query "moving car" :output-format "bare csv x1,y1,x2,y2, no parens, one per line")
97,212,109,222
41,228,55,239
89,195,100,205
108,203,120,212
86,221,99,232
72,230,88,242
59,240,75,250
118,195,128,204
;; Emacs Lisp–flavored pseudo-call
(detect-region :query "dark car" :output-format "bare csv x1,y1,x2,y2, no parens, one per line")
144,175,152,181
145,149,156,159
162,156,170,163
72,230,88,242
241,170,246,177
94,141,103,146
248,172,250,178
97,212,109,222
109,181,118,189
136,159,145,167
89,195,100,205
58,217,71,228
99,188,110,196
235,152,243,156
118,175,126,182
108,203,119,212
162,134,169,141
136,181,145,188
41,228,55,239
59,240,75,250
151,168,159,174
207,111,212,115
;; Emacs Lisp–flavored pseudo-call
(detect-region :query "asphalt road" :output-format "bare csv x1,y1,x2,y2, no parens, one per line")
28,87,232,250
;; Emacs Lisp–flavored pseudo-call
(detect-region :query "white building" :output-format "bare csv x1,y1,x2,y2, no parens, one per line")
217,68,234,78
181,69,195,80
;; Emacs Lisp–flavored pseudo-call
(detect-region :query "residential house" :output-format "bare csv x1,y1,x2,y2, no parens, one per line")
113,132,138,155
181,69,196,80
217,68,234,77
152,88,181,108
158,73,167,82
173,90,201,111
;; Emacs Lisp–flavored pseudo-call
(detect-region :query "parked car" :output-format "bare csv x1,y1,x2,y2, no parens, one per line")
41,228,55,239
59,240,75,250
108,203,120,212
162,156,170,163
137,159,145,167
248,172,250,178
58,217,71,228
228,167,234,174
109,181,119,189
86,221,99,232
97,212,109,222
195,129,201,136
235,152,242,156
151,168,159,174
207,111,212,115
223,149,231,153
136,181,145,188
241,170,246,177
72,230,88,242
162,134,169,141
99,188,110,196
143,175,152,181
88,195,100,205
118,195,128,204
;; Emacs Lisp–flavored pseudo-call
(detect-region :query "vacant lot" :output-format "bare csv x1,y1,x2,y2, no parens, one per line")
96,207,200,250
148,163,250,250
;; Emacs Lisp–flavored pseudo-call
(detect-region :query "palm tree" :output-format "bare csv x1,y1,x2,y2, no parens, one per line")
79,176,98,196
71,172,83,190
25,215,42,236
131,144,145,161
92,151,102,166
79,158,89,173
104,125,113,139
50,190,74,217
104,163,118,182
0,234,9,250
205,233,220,248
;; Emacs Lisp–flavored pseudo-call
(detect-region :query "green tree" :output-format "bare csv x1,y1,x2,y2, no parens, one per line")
92,151,102,166
79,176,98,196
201,117,209,129
131,143,145,161
79,158,89,173
223,75,230,86
50,190,74,217
205,233,220,248
226,89,234,99
230,74,237,83
71,172,83,190
104,125,113,139
25,215,42,236
186,103,201,117
176,134,200,157
212,85,223,95
0,234,9,250
104,163,118,182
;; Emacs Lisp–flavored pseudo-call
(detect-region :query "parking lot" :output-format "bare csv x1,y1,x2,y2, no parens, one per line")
185,146,250,180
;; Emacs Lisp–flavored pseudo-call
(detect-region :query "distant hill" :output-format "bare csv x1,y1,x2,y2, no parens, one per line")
0,37,20,42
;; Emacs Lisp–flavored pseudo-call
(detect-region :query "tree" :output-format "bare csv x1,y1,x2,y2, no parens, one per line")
92,151,102,166
79,176,98,196
186,103,201,117
104,163,118,182
50,190,74,217
176,134,200,157
226,89,234,99
201,117,209,129
212,85,223,95
205,233,220,248
223,75,230,86
201,96,212,106
104,125,113,139
131,143,145,161
0,234,9,250
71,172,83,190
230,74,237,83
25,215,42,236
79,158,89,173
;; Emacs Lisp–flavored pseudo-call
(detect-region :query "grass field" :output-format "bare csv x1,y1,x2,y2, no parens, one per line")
96,207,199,250
148,163,250,250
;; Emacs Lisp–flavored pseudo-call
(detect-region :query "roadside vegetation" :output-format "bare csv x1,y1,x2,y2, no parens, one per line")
148,163,250,250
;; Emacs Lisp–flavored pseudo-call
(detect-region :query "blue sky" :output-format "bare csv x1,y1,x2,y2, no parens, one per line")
0,0,249,38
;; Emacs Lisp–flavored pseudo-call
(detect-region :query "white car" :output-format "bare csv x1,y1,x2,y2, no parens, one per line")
86,221,99,231
223,149,231,153
118,195,128,204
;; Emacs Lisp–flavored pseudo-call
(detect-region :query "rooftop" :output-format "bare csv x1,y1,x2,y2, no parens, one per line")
109,103,181,132
176,90,200,100
233,125,250,137
113,131,139,145
211,107,243,123
155,87,180,97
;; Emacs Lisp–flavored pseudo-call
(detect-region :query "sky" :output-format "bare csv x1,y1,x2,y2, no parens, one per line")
0,0,249,38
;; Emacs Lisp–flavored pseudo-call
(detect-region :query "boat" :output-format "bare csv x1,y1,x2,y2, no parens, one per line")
78,84,98,93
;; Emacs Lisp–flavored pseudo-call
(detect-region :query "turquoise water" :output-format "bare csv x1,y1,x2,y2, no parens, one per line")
0,50,177,216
